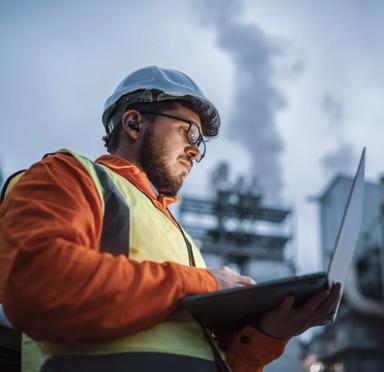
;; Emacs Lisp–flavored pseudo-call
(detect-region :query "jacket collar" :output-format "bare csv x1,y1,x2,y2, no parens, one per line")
95,154,179,208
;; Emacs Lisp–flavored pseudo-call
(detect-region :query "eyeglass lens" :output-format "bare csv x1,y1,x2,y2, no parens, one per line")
187,123,205,159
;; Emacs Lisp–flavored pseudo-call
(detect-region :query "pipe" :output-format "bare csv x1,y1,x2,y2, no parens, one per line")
343,262,384,317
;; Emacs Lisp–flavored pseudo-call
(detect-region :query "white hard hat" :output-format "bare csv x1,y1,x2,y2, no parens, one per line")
102,66,221,137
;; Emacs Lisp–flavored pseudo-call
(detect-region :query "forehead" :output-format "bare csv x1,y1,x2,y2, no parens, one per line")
163,103,203,133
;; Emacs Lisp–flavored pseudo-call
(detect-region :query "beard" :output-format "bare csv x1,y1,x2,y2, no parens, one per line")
140,127,187,196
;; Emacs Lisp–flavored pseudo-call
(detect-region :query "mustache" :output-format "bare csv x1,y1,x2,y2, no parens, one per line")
178,156,193,168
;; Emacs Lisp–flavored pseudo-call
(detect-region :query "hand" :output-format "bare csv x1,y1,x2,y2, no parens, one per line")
256,283,341,340
208,266,256,290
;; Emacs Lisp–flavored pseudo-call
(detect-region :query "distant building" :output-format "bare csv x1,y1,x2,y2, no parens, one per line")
302,175,384,372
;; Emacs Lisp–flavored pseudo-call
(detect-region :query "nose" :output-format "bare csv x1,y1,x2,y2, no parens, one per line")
185,144,201,162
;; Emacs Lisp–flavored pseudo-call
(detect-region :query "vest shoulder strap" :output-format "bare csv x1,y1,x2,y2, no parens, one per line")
0,170,26,204
1,150,130,257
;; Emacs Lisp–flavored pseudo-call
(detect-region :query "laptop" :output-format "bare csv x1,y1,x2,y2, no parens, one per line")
182,148,366,330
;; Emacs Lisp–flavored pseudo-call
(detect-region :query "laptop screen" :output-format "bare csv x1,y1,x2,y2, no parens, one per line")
327,148,365,290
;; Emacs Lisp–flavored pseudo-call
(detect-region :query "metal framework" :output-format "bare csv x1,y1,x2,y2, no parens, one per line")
179,188,293,272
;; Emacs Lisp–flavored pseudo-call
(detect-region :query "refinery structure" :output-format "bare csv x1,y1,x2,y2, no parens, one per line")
179,161,300,371
179,162,295,279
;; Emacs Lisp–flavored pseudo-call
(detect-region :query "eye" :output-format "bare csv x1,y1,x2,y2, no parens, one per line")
179,127,188,136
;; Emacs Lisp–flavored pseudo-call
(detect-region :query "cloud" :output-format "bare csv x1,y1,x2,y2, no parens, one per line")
321,143,356,177
320,94,344,123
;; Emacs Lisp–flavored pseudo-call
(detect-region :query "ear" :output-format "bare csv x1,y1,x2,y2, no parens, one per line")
121,110,143,140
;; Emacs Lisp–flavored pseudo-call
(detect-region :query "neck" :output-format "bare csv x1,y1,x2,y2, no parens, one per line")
113,147,143,171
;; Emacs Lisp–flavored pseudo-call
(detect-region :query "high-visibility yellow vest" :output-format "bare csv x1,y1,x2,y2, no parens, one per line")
9,150,215,371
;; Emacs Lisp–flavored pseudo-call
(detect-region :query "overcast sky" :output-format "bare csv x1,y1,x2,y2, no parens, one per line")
1,0,383,273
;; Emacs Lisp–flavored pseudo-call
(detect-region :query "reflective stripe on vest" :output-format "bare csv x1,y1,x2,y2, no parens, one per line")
21,149,214,372
93,162,130,256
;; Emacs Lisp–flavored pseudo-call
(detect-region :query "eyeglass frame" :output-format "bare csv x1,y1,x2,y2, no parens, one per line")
140,111,208,162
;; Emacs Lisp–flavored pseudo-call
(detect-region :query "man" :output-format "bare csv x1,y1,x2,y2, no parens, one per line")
0,66,340,371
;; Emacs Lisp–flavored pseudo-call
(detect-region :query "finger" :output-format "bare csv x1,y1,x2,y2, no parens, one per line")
222,280,243,288
299,289,329,312
317,283,341,313
222,266,236,273
327,301,339,315
308,296,340,325
322,296,339,316
280,295,295,312
308,314,334,327
238,276,257,285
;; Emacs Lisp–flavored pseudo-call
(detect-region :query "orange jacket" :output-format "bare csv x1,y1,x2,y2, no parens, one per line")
0,152,287,370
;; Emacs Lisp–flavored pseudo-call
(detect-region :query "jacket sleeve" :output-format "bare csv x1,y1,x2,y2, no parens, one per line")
0,153,218,343
225,326,288,372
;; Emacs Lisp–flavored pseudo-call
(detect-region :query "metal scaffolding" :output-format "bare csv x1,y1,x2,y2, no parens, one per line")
179,162,294,276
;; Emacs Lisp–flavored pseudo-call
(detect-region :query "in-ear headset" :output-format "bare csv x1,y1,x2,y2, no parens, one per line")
128,120,140,132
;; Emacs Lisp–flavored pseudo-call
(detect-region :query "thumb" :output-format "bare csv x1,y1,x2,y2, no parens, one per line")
238,275,257,285
280,295,295,312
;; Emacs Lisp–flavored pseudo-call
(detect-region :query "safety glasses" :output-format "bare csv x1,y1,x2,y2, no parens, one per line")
141,111,207,162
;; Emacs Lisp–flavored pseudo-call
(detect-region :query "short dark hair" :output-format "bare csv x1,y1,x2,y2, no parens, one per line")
106,99,217,153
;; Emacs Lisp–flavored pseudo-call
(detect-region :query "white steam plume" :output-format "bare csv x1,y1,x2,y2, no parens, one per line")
193,0,295,203
320,93,357,177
